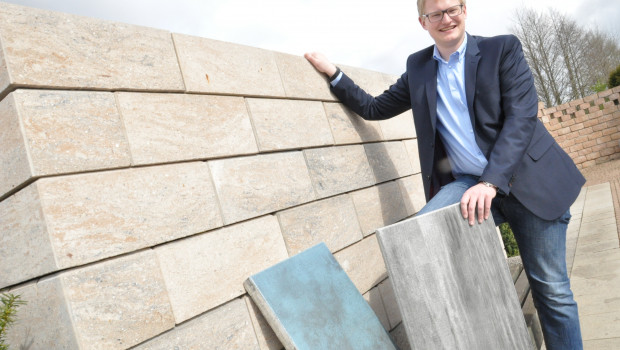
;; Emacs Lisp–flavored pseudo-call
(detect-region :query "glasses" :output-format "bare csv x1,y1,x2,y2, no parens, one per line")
422,4,464,23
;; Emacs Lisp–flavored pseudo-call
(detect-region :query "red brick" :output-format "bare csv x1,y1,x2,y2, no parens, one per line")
593,123,607,132
582,160,596,168
597,136,612,144
557,127,572,136
612,86,620,93
601,147,616,157
573,155,587,164
579,127,594,136
570,123,585,132
603,128,617,136
611,132,620,141
587,131,603,140
569,98,584,107
582,140,597,149
563,119,576,127
586,151,601,160
584,94,597,102
596,156,610,164
599,89,613,98
549,117,560,125
543,106,557,115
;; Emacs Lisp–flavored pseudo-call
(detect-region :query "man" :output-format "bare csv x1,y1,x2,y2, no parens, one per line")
305,0,584,349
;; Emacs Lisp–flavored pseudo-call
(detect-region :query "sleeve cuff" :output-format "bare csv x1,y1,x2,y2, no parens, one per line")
329,67,343,87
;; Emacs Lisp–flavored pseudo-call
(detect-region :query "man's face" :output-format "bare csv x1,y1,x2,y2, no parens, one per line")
419,0,467,50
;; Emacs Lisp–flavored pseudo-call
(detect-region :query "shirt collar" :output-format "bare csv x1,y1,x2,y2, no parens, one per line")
433,34,468,64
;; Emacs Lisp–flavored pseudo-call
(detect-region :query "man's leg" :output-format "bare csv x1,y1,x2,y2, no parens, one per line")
416,175,479,216
501,196,583,350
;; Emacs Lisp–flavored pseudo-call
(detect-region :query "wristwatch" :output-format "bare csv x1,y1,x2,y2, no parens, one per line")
480,181,498,191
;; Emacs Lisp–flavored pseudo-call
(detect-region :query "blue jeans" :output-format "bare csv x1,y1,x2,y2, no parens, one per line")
417,175,583,350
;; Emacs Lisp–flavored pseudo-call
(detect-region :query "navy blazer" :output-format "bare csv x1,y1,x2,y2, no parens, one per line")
331,34,585,220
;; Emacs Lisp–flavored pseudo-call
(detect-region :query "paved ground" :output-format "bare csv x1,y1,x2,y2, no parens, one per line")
564,160,620,349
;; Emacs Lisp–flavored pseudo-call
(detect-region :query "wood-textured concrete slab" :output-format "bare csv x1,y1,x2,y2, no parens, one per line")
376,203,533,350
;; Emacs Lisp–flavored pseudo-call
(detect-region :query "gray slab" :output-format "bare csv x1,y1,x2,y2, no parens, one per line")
376,204,533,350
244,242,397,350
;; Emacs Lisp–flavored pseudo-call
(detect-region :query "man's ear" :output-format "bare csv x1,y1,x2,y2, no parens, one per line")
419,16,427,30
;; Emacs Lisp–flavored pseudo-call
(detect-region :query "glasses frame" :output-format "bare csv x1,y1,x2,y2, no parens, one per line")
422,4,464,23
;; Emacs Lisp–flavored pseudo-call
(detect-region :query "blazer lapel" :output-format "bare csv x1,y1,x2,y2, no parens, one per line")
423,57,438,134
465,33,481,128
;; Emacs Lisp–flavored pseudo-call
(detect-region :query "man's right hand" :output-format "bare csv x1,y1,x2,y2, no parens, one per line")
304,52,338,77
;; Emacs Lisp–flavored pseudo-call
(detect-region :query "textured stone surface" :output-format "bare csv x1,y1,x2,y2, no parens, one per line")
334,235,388,294
376,204,532,349
277,194,363,256
304,145,375,199
134,298,260,350
403,139,422,174
0,184,55,289
210,152,315,224
244,243,396,350
363,285,390,330
364,141,415,183
61,250,175,349
323,102,384,144
0,93,30,198
117,92,258,165
378,279,402,329
245,296,284,350
340,65,396,97
0,2,184,94
274,52,335,100
37,162,222,268
380,111,416,140
155,215,289,323
350,182,408,236
397,174,427,216
5,279,79,350
246,98,334,151
15,90,131,174
173,34,285,96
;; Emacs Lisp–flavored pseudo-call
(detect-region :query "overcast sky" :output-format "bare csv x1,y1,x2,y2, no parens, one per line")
3,0,619,75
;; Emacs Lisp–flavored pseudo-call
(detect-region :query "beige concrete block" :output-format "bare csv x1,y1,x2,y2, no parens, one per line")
274,52,335,100
245,296,284,350
135,298,260,350
580,312,620,341
379,279,403,329
277,194,363,256
397,174,427,216
350,182,408,236
339,65,393,96
364,286,390,330
155,216,289,323
390,323,412,350
38,162,222,268
173,34,285,96
246,98,334,151
334,235,388,294
5,279,79,350
304,145,375,199
0,2,184,93
323,102,384,144
16,90,131,173
380,110,416,140
61,250,175,349
403,139,422,174
0,184,55,289
117,92,258,165
365,142,415,183
210,152,315,224
0,93,30,199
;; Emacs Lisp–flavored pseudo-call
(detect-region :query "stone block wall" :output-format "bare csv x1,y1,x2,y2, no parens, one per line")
0,2,423,349
538,86,620,169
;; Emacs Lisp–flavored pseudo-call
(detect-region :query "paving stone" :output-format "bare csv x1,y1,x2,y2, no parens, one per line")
378,279,402,329
583,337,620,350
0,184,55,289
0,2,184,95
62,250,175,349
575,239,619,256
134,298,260,350
173,34,285,97
376,204,532,349
323,102,384,144
573,288,620,316
117,92,258,165
0,93,30,198
571,273,620,296
245,296,284,350
403,139,422,174
571,248,620,267
276,194,363,256
304,145,375,199
364,141,414,183
244,243,396,350
363,286,390,330
580,312,620,340
334,235,388,294
38,162,222,269
246,98,334,151
397,174,427,216
350,182,408,236
155,215,289,323
210,152,315,224
274,52,336,100
380,111,416,140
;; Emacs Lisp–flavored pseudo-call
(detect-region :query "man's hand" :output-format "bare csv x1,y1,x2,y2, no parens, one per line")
304,52,337,77
460,183,497,226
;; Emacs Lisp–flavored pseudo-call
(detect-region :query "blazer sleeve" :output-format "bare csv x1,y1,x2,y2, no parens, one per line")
329,71,412,121
479,35,539,194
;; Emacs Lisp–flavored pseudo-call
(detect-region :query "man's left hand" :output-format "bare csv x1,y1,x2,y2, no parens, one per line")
460,183,497,226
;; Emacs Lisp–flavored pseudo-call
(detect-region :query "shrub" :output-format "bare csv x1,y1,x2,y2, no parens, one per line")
610,64,620,88
0,293,26,350
500,223,520,257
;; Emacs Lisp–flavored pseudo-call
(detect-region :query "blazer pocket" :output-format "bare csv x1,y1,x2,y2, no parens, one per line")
527,133,555,161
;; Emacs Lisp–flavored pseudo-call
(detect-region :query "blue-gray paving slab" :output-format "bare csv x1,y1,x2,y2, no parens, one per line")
244,242,397,350
376,203,533,350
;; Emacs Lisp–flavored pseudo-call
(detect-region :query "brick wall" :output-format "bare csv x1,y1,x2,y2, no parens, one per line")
538,87,620,169
0,2,422,349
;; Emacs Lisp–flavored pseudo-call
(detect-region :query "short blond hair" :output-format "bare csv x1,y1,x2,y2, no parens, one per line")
418,0,466,17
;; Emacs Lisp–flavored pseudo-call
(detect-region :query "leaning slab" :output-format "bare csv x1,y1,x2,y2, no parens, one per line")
376,203,533,350
244,242,397,350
